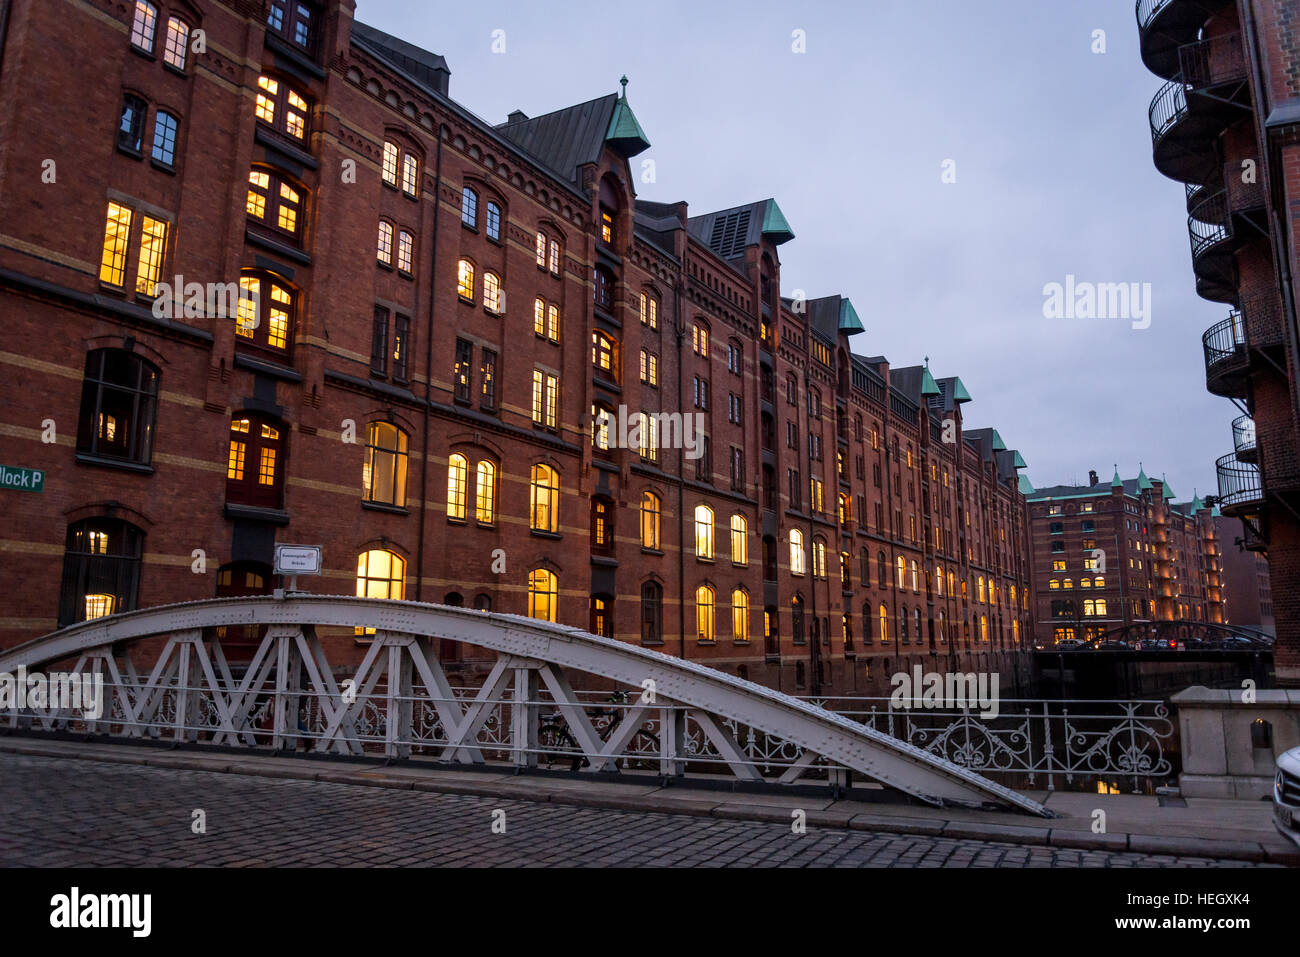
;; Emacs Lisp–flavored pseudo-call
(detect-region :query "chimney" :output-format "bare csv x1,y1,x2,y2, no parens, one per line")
1089,469,1099,487
507,109,529,124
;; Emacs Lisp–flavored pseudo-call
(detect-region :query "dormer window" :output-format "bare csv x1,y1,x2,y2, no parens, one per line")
600,210,614,244
255,75,309,141
267,0,318,54
598,176,620,247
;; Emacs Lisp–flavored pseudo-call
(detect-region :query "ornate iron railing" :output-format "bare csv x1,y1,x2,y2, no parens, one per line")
1232,414,1257,460
1216,451,1264,510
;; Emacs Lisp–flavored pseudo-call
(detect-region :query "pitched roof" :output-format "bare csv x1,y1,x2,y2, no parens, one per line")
687,198,795,261
497,92,645,187
351,22,450,94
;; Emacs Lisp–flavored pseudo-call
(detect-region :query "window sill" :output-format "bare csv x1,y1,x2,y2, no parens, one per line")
254,127,317,169
696,640,716,647
224,503,290,526
244,227,311,265
398,270,413,281
377,260,394,272
116,145,143,161
129,44,156,62
150,159,177,175
458,295,474,306
591,555,618,568
75,452,153,474
641,547,663,557
531,529,562,540
462,223,478,234
361,501,409,516
264,32,326,80
233,351,301,382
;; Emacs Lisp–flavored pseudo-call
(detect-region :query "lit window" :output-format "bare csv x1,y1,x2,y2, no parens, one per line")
483,272,502,313
695,504,714,560
695,585,715,641
601,209,614,244
130,1,157,52
813,540,826,579
732,589,749,641
546,304,559,341
637,411,658,461
163,17,189,70
235,272,293,354
592,331,618,378
256,75,308,140
640,293,658,329
356,549,405,602
530,464,559,533
731,514,748,565
151,111,178,166
641,492,661,550
528,569,558,622
267,0,317,52
446,453,468,520
382,141,399,186
98,203,133,287
397,231,413,273
246,168,302,239
402,153,418,197
639,349,658,386
549,239,559,274
475,460,496,524
76,349,159,465
534,298,546,337
879,604,889,642
531,370,558,429
377,221,394,264
226,415,283,508
790,529,806,575
457,259,474,299
134,216,168,297
362,422,408,507
535,232,546,267
692,323,709,357
59,519,143,627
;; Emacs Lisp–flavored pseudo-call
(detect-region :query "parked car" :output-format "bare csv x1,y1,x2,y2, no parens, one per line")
1275,747,1300,849
1180,637,1205,650
1095,639,1128,651
1054,638,1086,649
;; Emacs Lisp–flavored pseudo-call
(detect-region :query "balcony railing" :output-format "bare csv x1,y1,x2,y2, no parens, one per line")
1202,310,1249,397
1215,452,1264,514
1137,0,1228,81
1189,188,1230,258
1232,414,1257,462
1179,32,1246,90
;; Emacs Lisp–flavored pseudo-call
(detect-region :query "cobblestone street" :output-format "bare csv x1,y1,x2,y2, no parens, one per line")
0,754,1268,867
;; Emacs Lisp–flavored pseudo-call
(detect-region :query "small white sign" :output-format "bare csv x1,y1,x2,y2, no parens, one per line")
274,544,322,576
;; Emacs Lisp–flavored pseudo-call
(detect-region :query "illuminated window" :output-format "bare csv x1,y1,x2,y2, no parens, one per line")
395,230,413,273
639,349,658,386
812,539,827,579
246,167,303,239
382,141,399,186
76,349,158,465
528,569,558,622
236,272,293,354
255,75,308,141
356,549,405,600
1063,578,1073,589
402,153,418,197
1049,579,1060,590
732,589,749,641
641,492,661,550
640,292,658,329
910,560,919,592
731,514,748,565
130,2,157,52
530,464,559,533
362,422,408,508
531,370,558,430
879,604,890,642
790,529,806,575
591,403,613,452
692,322,709,357
457,259,474,299
637,411,658,461
695,585,715,641
694,505,714,560
978,576,986,602
163,17,190,69
446,453,468,521
535,231,546,267
549,239,560,274
980,615,988,643
1095,576,1106,588
592,331,618,379
475,460,496,524
377,221,394,264
482,272,502,313
135,216,168,296
591,497,613,553
896,556,906,588
59,519,143,627
601,209,614,244
98,203,133,287
226,414,283,509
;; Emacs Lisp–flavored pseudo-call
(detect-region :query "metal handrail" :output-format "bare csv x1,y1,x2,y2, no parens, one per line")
1189,188,1231,258
1149,75,1189,143
1136,0,1173,32
1178,31,1246,90
1232,414,1257,457
1215,451,1263,509
1202,310,1247,370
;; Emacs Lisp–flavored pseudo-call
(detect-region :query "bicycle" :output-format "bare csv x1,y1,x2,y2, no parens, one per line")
536,690,660,771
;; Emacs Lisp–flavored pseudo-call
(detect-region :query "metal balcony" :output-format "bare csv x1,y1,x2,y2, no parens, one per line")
1232,414,1257,463
1137,0,1233,80
1215,452,1264,515
1149,34,1251,187
1188,190,1238,302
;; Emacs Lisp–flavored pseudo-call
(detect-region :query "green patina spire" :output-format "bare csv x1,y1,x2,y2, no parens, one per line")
920,356,940,397
838,297,864,335
1111,464,1123,489
760,198,795,244
605,75,650,157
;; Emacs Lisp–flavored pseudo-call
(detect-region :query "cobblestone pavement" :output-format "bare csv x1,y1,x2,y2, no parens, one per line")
0,754,1268,867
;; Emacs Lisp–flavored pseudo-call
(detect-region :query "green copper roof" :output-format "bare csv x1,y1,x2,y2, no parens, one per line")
951,377,972,403
838,297,865,335
990,429,1006,452
1211,504,1222,517
1111,466,1123,489
761,199,795,244
1162,474,1176,500
1018,474,1035,495
1013,450,1027,469
920,360,940,397
1189,493,1205,513
1137,467,1152,491
605,78,651,157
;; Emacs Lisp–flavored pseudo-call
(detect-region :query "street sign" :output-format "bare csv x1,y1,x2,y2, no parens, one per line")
274,544,322,576
0,465,44,493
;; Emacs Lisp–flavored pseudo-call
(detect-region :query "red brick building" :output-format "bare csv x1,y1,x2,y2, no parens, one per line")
0,0,1034,697
1138,0,1300,682
1215,514,1276,630
1026,468,1225,644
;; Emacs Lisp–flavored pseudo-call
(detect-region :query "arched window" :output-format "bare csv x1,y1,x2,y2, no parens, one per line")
639,291,659,329
695,585,715,641
590,594,613,638
936,565,944,596
591,496,613,554
594,264,615,310
915,608,922,642
980,615,989,643
397,231,413,273
878,551,887,586
1049,579,1060,590
899,606,909,641
937,610,946,642
591,402,614,452
356,549,405,600
130,2,158,52
591,330,619,381
151,110,179,167
1063,578,1073,590
732,588,749,641
236,271,294,355
530,464,559,533
456,259,474,299
362,421,408,507
58,518,143,627
730,514,748,565
598,175,619,246
640,491,661,550
402,153,419,197
910,560,919,592
694,504,714,560
1095,576,1106,588
267,0,318,52
789,529,806,575
485,201,501,242
446,453,468,520
947,570,956,596
246,167,303,240
838,492,850,525
377,221,394,264
1095,598,1108,616
226,413,284,509
461,186,478,227
255,75,308,141
76,349,159,465
812,538,826,579
528,568,558,622
792,595,805,644
474,594,492,612
641,581,663,644
482,271,502,313
879,604,890,642
475,460,496,524
896,555,906,588
978,576,987,602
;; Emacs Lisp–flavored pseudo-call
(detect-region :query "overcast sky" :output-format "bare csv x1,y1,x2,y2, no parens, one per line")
358,0,1232,502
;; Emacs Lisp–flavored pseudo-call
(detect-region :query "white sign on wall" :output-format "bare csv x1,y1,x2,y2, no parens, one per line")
274,544,322,576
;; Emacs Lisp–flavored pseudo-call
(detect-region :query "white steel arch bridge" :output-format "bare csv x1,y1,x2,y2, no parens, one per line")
0,596,1049,816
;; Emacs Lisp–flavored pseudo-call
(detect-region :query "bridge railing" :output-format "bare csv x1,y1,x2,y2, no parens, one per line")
4,668,1175,793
